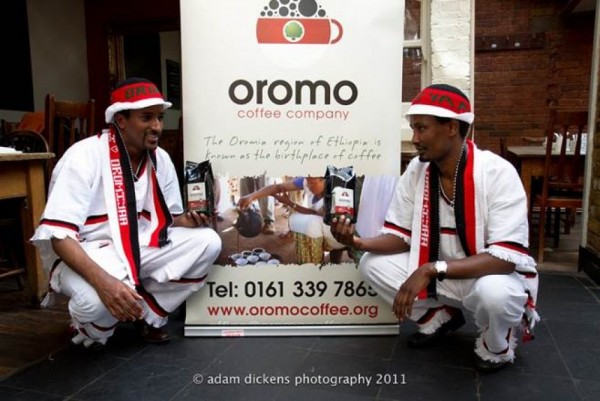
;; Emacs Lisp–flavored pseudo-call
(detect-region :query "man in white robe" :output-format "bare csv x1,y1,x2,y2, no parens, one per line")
32,78,222,347
331,84,539,372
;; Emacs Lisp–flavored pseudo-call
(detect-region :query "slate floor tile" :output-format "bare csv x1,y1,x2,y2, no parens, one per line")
293,350,398,398
312,335,398,360
183,337,311,400
275,386,379,401
538,301,600,324
537,286,598,305
75,360,193,401
136,335,239,369
539,274,586,288
574,379,600,401
379,359,478,401
1,346,126,397
479,372,580,401
542,321,600,381
0,386,64,401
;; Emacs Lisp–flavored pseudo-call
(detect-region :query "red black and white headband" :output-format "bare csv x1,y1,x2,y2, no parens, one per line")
406,86,474,124
105,82,172,123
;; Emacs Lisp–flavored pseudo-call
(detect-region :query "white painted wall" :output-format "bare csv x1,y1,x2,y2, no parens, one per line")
27,0,89,110
160,31,182,130
430,0,473,97
0,0,89,123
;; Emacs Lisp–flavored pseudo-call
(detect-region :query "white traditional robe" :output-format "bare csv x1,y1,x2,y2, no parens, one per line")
31,129,221,346
361,140,539,363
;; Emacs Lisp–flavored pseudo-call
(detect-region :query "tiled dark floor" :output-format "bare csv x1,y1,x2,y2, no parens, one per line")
0,271,599,401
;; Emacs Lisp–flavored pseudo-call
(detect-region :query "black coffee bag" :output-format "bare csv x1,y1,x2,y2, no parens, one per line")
184,160,215,216
323,165,357,225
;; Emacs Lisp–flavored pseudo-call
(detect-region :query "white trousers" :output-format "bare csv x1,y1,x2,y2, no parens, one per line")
359,252,529,360
49,227,221,344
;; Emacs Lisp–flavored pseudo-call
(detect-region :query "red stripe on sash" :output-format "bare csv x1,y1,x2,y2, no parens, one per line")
108,129,140,285
463,140,477,255
417,167,431,299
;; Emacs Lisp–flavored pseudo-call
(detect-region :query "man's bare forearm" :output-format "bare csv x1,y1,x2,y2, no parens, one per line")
354,234,410,254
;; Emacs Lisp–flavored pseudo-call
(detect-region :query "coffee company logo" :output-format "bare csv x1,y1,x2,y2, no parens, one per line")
228,0,355,121
256,0,342,45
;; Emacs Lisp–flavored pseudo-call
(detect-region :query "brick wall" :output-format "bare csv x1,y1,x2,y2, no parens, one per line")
474,0,594,152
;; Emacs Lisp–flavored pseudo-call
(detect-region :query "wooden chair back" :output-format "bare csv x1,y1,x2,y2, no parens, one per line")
0,129,50,153
0,119,19,139
44,94,95,166
541,109,587,194
533,109,588,263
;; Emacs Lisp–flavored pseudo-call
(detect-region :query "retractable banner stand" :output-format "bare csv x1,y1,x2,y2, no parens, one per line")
181,0,405,336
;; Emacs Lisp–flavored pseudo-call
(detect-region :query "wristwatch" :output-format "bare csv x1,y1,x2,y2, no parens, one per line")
434,261,448,281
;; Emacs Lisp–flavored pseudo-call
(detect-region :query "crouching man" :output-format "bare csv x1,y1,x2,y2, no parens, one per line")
331,84,539,372
32,78,221,347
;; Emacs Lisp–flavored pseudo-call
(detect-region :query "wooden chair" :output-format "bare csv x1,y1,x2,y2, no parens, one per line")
0,130,50,289
44,94,95,178
0,119,19,139
0,129,50,153
531,109,587,263
521,136,545,146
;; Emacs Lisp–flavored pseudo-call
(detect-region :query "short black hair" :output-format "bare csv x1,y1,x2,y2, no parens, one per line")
434,116,471,138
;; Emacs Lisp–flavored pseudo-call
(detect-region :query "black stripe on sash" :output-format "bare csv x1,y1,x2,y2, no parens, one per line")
454,145,471,257
115,130,142,279
148,150,173,247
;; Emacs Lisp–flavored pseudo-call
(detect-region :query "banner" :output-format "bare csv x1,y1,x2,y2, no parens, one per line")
181,0,405,335
185,264,398,336
181,0,404,176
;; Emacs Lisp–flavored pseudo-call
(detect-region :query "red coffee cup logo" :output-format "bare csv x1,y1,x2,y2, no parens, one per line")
257,0,343,45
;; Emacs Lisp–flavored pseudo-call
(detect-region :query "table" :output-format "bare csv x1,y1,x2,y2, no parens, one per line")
506,146,585,206
0,152,54,304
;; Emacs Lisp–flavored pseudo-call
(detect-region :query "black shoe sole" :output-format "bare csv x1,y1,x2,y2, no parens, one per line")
407,310,466,348
474,355,510,373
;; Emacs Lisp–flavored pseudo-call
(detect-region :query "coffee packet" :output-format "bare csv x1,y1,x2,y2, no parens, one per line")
184,160,215,216
323,165,357,225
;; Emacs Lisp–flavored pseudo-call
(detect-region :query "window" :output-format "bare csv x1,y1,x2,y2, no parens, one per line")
403,0,430,102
